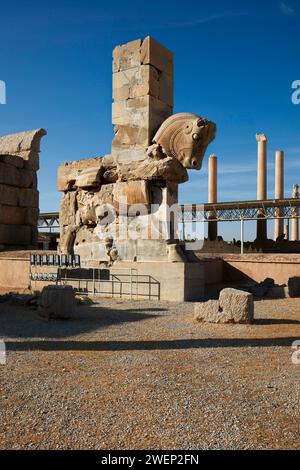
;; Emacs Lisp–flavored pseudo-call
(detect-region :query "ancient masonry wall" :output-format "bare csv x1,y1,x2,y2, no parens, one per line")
112,36,174,163
0,129,46,249
58,37,179,264
57,36,216,266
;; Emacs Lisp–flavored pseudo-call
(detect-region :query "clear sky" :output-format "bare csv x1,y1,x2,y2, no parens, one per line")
0,0,299,240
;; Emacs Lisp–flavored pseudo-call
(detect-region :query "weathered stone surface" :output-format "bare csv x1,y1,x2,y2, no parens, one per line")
127,157,188,183
113,64,171,103
58,157,103,191
141,36,174,75
38,285,75,320
0,128,46,170
0,206,38,226
288,277,300,298
195,288,254,324
19,188,39,208
75,167,102,188
0,162,35,188
60,191,77,226
0,224,31,245
113,39,142,73
113,181,150,207
219,288,254,324
194,300,221,322
0,154,24,168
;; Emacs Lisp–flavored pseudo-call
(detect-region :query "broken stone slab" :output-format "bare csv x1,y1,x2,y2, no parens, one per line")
57,157,103,191
0,129,47,170
38,285,75,320
75,167,102,189
119,156,189,184
219,288,254,324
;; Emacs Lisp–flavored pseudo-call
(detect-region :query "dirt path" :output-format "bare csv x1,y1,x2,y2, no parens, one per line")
0,297,300,449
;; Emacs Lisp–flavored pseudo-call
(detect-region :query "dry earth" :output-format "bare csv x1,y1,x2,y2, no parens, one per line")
0,297,300,450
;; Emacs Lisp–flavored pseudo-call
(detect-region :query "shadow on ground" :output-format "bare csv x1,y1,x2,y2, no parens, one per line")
0,303,167,339
5,336,300,352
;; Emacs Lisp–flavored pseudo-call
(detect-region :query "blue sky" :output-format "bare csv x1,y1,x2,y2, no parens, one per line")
0,0,299,240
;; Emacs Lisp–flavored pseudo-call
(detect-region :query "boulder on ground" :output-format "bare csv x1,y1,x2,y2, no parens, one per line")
38,285,75,320
195,288,254,324
219,288,254,324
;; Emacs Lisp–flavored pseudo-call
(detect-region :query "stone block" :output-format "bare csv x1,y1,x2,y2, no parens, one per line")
75,167,102,189
38,285,75,320
0,205,38,226
113,180,150,207
0,185,38,208
0,128,46,170
112,125,149,148
141,36,174,76
113,65,160,102
19,188,39,208
194,300,221,323
0,154,24,168
195,288,254,324
219,288,254,324
58,157,103,191
113,39,142,73
0,162,35,188
0,224,31,245
0,184,19,206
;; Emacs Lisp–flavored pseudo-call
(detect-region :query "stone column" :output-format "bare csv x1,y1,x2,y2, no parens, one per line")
256,134,267,241
208,154,218,240
274,150,284,240
284,223,289,240
291,183,299,241
112,36,173,164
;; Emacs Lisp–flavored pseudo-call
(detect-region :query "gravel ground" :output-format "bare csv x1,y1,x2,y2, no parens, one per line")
0,296,300,450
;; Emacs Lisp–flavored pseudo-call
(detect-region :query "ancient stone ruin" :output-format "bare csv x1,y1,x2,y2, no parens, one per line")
0,129,46,249
58,37,216,266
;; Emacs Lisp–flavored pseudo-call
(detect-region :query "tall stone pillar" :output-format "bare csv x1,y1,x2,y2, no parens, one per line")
256,134,267,241
208,154,218,241
112,36,173,164
291,183,299,241
274,150,284,240
284,223,289,240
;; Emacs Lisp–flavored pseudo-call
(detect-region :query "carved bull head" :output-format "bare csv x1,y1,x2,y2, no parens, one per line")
152,113,216,170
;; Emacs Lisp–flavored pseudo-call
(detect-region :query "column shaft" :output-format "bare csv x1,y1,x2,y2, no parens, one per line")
208,155,218,241
274,151,284,240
